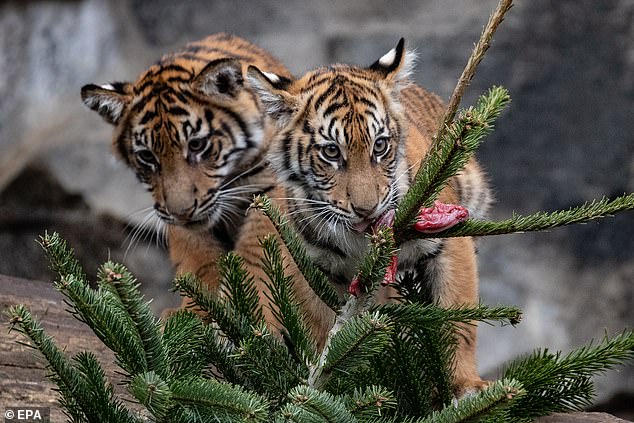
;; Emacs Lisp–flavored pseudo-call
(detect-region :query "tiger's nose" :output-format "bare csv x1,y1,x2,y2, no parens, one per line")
351,203,377,218
164,199,198,222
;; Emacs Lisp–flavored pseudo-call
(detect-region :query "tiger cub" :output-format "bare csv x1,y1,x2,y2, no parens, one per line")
244,39,492,396
81,33,291,299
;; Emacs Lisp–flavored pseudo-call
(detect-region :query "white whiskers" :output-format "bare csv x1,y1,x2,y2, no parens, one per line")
123,206,167,259
218,160,267,191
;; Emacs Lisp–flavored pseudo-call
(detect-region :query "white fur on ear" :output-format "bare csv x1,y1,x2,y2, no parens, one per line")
400,49,417,80
261,71,280,83
370,39,417,84
246,66,296,127
378,48,397,67
81,84,130,125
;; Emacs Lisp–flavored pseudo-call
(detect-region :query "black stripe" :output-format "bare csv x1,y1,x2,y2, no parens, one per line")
212,222,235,251
139,110,156,125
218,106,251,145
169,53,209,64
313,83,339,110
282,134,293,172
323,101,347,118
130,96,151,114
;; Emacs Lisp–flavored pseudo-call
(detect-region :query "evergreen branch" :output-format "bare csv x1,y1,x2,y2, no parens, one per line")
323,312,393,375
376,303,522,328
503,330,634,421
38,231,148,376
219,252,264,325
173,273,252,343
97,262,166,379
260,234,318,365
55,273,148,376
310,312,393,391
236,322,308,405
162,310,209,381
74,351,140,423
7,305,89,422
39,231,87,282
128,371,173,419
364,379,523,423
344,386,397,419
251,194,340,311
403,194,634,240
437,0,513,128
417,379,523,423
394,86,510,240
354,227,397,296
170,377,270,422
371,324,456,415
278,403,322,423
285,385,356,423
201,325,244,384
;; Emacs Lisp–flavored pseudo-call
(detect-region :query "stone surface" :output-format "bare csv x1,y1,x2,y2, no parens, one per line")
0,0,632,414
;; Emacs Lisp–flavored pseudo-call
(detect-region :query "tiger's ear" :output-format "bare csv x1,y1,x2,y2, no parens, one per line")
368,38,415,85
246,65,296,126
81,82,132,125
192,58,245,98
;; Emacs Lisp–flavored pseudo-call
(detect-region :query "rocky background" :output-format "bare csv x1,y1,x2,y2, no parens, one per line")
1,0,632,416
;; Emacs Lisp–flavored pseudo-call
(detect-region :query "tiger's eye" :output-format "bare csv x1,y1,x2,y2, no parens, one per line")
322,144,341,160
188,137,208,153
373,137,389,156
137,149,157,166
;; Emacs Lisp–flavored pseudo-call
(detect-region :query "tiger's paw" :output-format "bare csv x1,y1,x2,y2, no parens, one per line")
413,201,469,233
453,378,491,400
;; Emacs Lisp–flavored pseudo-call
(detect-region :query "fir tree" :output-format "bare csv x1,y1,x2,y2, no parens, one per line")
6,0,634,421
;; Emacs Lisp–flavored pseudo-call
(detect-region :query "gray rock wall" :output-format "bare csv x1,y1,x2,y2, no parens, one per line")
1,0,632,410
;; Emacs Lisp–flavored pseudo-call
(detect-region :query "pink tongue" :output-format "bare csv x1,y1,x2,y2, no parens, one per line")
352,220,373,233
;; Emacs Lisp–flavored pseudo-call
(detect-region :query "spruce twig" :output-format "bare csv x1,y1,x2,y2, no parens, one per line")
377,303,522,328
218,252,265,325
173,272,252,343
503,330,634,421
344,386,397,419
236,322,307,406
403,194,634,240
394,0,513,235
97,261,166,379
251,194,340,311
354,226,398,296
169,377,270,422
282,385,356,423
419,379,524,423
259,234,318,365
320,312,394,392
